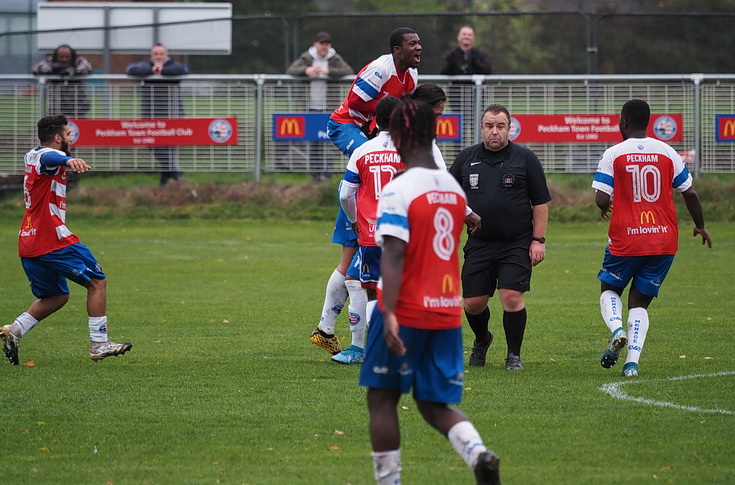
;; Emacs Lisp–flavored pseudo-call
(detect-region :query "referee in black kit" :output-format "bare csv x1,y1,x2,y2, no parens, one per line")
449,103,551,371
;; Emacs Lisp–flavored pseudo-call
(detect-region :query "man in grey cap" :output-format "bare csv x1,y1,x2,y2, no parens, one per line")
287,31,354,180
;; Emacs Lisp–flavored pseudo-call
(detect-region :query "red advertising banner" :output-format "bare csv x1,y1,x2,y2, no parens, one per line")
508,114,683,143
68,118,238,147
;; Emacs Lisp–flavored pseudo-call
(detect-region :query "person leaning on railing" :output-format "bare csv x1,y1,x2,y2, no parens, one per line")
126,43,189,186
32,44,93,118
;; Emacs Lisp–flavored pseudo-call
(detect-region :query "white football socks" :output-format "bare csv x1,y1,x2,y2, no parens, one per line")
600,290,624,334
345,279,367,349
448,420,488,470
625,307,649,365
88,316,108,343
13,312,38,337
372,449,401,485
318,269,348,335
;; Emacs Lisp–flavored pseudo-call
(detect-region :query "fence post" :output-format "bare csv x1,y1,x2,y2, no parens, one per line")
37,77,47,118
255,75,265,182
692,73,704,178
473,75,484,145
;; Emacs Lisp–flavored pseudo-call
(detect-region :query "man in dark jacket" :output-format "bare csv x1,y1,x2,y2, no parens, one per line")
126,44,189,186
440,25,492,76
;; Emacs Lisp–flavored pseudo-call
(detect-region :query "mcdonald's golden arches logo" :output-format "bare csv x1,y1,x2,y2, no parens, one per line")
275,116,305,138
441,274,455,294
639,210,656,225
435,115,462,142
436,118,455,137
716,114,735,142
723,119,735,138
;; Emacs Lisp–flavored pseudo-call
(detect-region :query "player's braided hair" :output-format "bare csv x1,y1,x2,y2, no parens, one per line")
389,99,436,156
37,114,68,144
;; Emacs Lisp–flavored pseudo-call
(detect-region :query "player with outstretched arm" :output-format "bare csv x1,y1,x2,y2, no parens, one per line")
2,115,132,365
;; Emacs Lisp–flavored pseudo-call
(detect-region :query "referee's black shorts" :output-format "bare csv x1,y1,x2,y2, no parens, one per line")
461,237,532,298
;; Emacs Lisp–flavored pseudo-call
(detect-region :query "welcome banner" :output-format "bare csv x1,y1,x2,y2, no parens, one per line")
508,114,683,143
69,118,238,147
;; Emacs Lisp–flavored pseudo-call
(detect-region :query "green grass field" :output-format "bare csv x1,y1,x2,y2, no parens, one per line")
1,214,733,485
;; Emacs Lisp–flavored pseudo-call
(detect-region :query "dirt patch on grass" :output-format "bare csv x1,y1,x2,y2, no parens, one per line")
6,175,728,222
547,180,591,207
74,180,329,209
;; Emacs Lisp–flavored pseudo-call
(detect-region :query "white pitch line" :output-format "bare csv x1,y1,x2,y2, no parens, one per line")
600,371,735,415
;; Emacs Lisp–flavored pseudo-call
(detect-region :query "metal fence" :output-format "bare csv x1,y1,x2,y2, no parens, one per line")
1,73,735,180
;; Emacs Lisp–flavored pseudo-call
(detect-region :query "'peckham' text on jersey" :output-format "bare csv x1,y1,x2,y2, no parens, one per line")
626,154,660,163
364,152,401,164
426,191,458,205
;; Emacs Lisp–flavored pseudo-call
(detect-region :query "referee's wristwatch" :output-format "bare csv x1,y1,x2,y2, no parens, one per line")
532,236,546,244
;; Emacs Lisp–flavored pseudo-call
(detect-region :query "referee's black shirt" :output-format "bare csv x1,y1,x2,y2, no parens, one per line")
449,141,552,242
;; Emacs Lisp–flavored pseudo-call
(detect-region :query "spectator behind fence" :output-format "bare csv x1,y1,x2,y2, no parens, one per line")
441,25,492,143
287,31,354,181
32,44,92,118
126,44,189,186
440,25,492,77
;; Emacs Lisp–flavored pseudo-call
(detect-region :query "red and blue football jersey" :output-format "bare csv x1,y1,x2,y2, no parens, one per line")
330,54,418,128
592,136,692,256
375,167,467,330
19,147,79,258
343,132,405,246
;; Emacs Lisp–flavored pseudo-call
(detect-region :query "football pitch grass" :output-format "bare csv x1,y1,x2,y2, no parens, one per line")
1,217,733,485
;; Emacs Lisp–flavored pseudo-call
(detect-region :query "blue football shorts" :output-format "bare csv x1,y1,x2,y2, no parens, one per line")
597,247,675,297
359,308,465,404
356,245,382,289
331,179,358,246
346,249,360,279
331,205,358,247
327,119,368,158
21,242,106,298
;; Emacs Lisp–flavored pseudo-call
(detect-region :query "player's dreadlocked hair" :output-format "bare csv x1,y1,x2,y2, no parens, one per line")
37,114,68,144
389,99,436,156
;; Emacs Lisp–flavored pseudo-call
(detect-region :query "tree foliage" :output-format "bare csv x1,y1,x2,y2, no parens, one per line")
191,0,735,74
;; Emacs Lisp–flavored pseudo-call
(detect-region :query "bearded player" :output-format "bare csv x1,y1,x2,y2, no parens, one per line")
2,114,132,365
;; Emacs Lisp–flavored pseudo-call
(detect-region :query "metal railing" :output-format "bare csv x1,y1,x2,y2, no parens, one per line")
2,73,735,181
